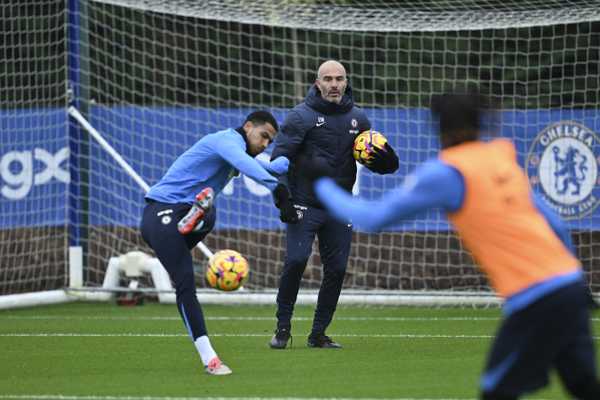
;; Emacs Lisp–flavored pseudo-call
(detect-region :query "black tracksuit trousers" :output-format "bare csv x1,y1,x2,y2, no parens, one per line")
275,205,352,335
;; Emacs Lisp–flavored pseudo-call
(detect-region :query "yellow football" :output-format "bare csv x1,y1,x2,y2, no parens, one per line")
206,249,249,291
353,130,388,165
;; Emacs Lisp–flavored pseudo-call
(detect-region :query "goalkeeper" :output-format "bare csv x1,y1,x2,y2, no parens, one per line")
140,110,297,376
313,91,600,399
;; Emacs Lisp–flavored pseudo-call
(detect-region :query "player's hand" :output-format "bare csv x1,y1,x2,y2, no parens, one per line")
366,143,399,175
273,184,299,224
296,153,334,182
279,201,299,224
269,156,290,175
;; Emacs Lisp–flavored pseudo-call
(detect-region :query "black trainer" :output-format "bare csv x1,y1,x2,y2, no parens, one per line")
307,333,342,349
269,327,292,349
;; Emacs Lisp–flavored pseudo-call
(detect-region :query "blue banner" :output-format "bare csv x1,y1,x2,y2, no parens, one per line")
0,109,68,228
1,107,598,230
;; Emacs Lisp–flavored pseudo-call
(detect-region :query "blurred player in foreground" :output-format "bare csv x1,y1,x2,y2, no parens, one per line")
313,91,600,399
141,110,296,375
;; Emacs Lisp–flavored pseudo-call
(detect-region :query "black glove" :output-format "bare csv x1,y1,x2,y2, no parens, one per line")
295,152,335,182
366,143,399,174
273,184,299,224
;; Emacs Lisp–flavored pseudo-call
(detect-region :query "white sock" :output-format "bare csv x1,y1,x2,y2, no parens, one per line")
194,335,218,366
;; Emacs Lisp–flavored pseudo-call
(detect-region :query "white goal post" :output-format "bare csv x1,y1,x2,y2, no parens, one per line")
1,0,599,308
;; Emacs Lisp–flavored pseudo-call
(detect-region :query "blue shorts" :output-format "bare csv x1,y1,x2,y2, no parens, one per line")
481,281,597,397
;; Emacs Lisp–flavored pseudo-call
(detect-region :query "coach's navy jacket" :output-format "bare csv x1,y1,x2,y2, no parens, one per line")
271,85,371,208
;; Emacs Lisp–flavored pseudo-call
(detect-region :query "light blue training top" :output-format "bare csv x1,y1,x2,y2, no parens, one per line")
147,128,286,204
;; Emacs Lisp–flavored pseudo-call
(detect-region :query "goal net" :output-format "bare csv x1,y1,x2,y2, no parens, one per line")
1,0,599,305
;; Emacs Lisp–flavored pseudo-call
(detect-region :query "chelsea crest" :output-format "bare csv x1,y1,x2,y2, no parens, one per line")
526,121,600,220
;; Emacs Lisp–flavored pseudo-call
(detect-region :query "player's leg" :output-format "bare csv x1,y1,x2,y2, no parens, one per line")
177,187,214,235
142,202,211,341
479,303,558,398
181,206,230,375
141,201,230,375
184,205,216,249
270,206,319,349
308,211,352,348
554,284,600,400
479,283,594,399
556,336,600,400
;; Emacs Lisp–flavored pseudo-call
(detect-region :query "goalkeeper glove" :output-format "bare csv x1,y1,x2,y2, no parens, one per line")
366,143,399,175
178,187,214,234
273,184,299,224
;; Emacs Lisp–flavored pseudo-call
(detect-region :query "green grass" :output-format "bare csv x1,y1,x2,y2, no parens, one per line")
0,302,597,399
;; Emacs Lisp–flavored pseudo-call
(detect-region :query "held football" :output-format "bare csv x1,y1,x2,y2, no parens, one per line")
353,130,388,165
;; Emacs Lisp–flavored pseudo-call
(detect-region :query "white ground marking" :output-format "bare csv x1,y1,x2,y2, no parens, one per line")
0,396,552,400
2,315,599,322
0,333,496,338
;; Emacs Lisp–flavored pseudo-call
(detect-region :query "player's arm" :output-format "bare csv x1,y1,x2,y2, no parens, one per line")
255,156,290,176
215,137,279,190
215,137,298,224
532,192,575,255
314,160,464,231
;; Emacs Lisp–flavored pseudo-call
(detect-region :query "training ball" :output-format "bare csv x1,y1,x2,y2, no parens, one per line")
206,249,249,291
353,130,388,165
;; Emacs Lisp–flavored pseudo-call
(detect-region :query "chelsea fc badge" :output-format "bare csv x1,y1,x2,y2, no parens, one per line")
526,121,600,220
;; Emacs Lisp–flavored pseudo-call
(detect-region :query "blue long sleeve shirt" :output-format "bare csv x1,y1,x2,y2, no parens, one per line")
315,160,464,230
147,128,280,204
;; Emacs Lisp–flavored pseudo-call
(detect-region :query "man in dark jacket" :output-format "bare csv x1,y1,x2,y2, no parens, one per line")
269,60,399,349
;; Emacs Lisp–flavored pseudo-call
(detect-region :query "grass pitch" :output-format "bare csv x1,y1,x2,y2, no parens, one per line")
1,302,598,399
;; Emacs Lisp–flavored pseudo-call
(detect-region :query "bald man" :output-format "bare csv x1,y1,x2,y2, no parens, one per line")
268,60,398,349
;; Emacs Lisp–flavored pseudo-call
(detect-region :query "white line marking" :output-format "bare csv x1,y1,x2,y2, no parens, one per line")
2,332,599,341
0,315,503,321
0,332,495,338
0,396,553,400
3,315,600,324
